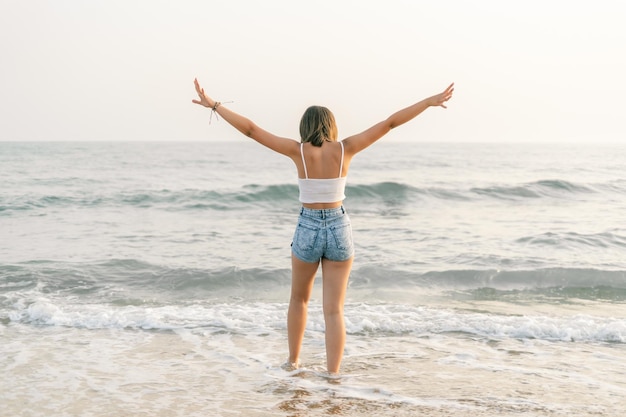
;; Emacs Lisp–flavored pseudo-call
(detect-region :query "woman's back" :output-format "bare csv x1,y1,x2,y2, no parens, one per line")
297,141,347,180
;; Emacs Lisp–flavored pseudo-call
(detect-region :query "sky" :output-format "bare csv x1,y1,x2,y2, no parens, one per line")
1,0,624,143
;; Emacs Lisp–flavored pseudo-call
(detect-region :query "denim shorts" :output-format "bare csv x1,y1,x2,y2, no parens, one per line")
291,206,354,263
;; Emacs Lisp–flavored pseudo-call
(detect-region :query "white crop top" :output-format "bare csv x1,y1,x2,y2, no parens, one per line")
298,142,347,203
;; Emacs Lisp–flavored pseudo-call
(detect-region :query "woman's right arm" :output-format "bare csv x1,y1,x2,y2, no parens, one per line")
343,83,454,156
192,78,300,159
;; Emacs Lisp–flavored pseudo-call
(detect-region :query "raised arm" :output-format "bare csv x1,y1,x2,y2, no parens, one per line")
343,83,454,156
192,78,300,158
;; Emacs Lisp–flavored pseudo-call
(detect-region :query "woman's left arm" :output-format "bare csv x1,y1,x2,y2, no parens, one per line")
192,78,299,158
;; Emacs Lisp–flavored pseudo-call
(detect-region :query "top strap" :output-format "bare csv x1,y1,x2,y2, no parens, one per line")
300,142,308,179
338,141,344,178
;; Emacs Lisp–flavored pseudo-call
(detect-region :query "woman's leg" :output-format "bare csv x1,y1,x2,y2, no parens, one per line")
287,254,319,367
321,256,353,374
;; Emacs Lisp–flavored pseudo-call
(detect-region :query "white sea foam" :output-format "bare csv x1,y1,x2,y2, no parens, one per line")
7,297,625,344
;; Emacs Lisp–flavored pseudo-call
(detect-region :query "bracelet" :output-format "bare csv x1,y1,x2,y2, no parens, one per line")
208,101,233,125
209,102,221,124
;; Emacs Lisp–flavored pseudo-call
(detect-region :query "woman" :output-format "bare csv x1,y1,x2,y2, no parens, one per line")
192,79,454,374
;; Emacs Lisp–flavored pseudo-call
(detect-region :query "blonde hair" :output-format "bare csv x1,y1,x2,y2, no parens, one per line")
299,106,338,147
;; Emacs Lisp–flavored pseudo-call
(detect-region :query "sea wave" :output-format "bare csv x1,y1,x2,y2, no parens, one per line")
2,260,625,303
2,178,624,214
4,298,625,344
2,259,625,342
0,259,291,301
516,231,626,250
352,266,626,295
470,179,595,200
0,185,299,213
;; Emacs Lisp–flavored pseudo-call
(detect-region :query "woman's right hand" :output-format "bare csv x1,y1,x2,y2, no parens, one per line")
428,83,455,108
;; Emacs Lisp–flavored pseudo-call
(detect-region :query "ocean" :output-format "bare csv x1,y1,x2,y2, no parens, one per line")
1,140,625,416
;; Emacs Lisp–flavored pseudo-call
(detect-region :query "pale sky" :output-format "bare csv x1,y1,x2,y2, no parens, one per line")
1,0,624,143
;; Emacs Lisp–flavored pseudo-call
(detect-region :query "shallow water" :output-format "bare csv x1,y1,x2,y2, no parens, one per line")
3,322,625,416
